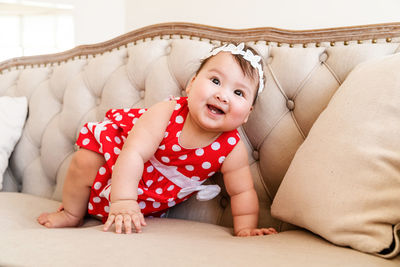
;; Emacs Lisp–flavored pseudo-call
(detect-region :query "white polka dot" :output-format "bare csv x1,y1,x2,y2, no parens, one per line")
99,167,106,175
191,176,200,181
153,202,161,208
132,118,138,124
93,197,101,203
175,116,184,124
161,156,170,163
156,188,163,194
211,142,220,150
124,108,130,113
147,166,154,173
146,180,153,187
88,202,93,210
164,132,169,138
168,201,176,207
114,137,121,144
208,172,215,177
172,145,181,152
80,127,88,134
202,162,211,169
82,138,90,146
104,153,110,161
218,156,226,164
115,115,122,121
167,185,175,191
114,147,121,155
146,198,155,202
139,109,146,114
96,214,103,218
159,145,166,150
137,188,144,195
112,124,118,129
94,182,102,190
185,165,194,171
158,176,164,182
175,104,181,110
195,148,204,156
104,206,110,213
179,154,187,160
106,136,112,142
228,137,237,145
128,113,135,117
176,131,181,137
139,201,146,209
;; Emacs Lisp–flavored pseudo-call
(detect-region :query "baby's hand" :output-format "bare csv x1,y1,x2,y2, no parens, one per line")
103,199,147,234
236,227,278,237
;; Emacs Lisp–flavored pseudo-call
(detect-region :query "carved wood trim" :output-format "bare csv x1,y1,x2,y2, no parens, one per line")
1,22,400,71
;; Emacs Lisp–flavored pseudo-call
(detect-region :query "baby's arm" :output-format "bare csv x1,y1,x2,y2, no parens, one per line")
103,100,176,234
221,140,277,237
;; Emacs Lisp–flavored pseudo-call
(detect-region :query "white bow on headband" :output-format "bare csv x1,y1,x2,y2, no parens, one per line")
207,43,265,95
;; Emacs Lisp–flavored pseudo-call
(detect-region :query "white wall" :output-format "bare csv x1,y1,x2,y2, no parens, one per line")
22,0,400,46
71,0,126,45
28,0,126,45
125,0,400,31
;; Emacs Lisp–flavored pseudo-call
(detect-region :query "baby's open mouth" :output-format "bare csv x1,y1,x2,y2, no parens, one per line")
207,104,225,114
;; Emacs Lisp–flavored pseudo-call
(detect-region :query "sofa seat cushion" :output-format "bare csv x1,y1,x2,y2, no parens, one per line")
1,192,398,267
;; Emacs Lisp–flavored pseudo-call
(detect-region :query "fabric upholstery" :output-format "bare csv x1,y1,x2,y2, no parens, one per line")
1,192,399,267
271,53,400,257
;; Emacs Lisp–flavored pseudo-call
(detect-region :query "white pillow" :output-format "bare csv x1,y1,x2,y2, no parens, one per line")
0,96,28,190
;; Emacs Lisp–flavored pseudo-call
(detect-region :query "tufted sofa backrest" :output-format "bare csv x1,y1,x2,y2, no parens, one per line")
1,23,400,230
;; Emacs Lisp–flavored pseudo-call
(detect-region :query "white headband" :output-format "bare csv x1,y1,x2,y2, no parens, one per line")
206,43,264,95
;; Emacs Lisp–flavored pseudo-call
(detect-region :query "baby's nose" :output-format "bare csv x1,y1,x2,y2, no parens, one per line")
216,93,228,103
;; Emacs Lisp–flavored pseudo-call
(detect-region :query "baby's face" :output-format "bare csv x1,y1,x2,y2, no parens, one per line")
186,52,257,133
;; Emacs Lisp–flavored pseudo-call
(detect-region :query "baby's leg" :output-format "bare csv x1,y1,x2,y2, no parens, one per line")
37,148,105,228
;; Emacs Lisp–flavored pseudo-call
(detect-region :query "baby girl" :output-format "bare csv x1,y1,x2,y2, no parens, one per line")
38,43,277,236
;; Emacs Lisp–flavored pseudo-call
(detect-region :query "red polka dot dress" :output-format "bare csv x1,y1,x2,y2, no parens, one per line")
76,97,240,222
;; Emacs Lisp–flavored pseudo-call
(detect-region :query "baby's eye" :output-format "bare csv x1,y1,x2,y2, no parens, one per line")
211,78,220,86
234,90,244,97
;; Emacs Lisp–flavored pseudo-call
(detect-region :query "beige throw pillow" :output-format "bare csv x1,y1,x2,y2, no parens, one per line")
271,53,400,258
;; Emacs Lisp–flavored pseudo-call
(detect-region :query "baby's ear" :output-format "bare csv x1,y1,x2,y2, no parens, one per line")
243,106,253,123
185,75,196,94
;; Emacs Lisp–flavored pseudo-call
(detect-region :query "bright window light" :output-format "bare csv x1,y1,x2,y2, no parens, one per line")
0,1,74,62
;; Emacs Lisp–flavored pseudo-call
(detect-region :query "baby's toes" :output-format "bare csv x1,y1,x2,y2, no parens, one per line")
37,213,50,225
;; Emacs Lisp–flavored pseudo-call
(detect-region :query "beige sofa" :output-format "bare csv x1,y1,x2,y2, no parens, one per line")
1,22,400,266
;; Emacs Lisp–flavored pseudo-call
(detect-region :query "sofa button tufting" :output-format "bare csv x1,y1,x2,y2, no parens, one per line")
319,52,328,63
252,150,259,160
166,45,172,55
286,99,295,111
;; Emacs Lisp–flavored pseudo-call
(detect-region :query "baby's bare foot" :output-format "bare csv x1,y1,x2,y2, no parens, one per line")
37,210,82,228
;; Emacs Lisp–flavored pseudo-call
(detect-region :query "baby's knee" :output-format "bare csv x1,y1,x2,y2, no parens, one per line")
70,149,104,173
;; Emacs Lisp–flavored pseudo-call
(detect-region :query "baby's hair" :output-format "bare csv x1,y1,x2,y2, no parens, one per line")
196,43,265,105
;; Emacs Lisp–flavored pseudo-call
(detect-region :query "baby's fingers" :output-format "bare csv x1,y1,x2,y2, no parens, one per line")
131,213,145,233
115,214,124,234
103,215,116,232
123,215,132,234
259,228,278,235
